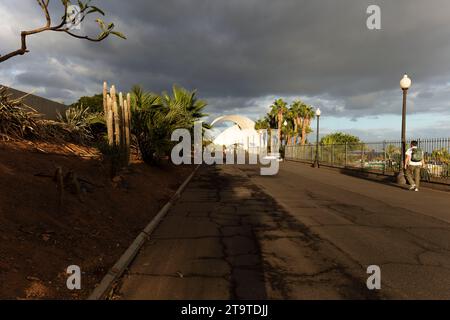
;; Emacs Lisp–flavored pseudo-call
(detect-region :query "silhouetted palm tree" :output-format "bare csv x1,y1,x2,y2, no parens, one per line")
298,103,315,145
269,99,288,149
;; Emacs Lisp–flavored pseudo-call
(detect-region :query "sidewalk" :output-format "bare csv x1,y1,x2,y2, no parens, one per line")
116,165,268,299
116,165,371,299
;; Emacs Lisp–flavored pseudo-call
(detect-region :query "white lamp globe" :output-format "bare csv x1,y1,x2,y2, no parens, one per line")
400,74,412,90
316,108,321,117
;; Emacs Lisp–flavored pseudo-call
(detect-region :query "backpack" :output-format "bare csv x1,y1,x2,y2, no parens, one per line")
411,148,424,162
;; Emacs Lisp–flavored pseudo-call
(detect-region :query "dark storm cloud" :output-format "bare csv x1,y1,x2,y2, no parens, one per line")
15,69,85,92
2,0,450,121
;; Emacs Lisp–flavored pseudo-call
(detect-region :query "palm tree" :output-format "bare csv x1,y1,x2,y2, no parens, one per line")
131,86,170,164
289,100,303,144
298,103,315,145
161,85,208,128
255,118,270,131
264,113,277,131
281,111,296,146
254,117,270,150
269,99,288,148
131,85,208,165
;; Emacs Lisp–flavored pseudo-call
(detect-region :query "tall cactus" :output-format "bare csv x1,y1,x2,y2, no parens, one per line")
103,81,131,167
106,94,114,145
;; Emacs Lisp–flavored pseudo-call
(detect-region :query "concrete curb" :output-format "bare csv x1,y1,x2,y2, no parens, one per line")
88,165,201,300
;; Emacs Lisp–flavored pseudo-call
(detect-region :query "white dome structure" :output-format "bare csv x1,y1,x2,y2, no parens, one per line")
211,115,263,151
211,115,256,130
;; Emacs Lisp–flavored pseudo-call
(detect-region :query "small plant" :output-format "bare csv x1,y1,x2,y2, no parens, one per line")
56,104,102,143
431,148,450,164
97,140,127,178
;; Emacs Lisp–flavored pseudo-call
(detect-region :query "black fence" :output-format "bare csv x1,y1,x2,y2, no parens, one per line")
285,138,450,184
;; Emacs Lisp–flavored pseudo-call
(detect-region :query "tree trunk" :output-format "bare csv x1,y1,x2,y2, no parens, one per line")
277,111,283,150
302,118,311,144
304,117,311,144
296,117,301,145
301,117,307,145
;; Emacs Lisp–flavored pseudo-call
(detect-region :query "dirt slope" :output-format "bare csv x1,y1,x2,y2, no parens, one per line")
0,140,192,299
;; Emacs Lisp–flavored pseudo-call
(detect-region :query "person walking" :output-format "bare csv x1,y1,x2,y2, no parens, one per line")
405,140,425,192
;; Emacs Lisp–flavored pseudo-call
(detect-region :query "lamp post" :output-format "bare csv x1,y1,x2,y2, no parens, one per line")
312,108,321,168
397,74,412,184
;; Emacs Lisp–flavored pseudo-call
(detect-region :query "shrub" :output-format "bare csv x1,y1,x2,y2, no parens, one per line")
55,105,104,143
69,94,104,113
97,139,127,178
0,86,43,140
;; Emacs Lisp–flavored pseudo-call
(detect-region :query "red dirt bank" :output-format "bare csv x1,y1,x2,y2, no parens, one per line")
0,140,192,299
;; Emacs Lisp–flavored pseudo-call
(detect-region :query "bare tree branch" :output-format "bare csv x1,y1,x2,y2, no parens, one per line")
57,29,104,42
0,0,125,63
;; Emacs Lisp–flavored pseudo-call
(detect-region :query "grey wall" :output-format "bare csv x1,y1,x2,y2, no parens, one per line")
1,85,67,120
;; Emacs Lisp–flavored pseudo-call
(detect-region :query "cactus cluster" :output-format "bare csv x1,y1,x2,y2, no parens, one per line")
102,81,131,167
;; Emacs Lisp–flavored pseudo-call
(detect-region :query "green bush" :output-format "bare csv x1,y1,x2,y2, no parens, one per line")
97,139,128,177
69,94,104,113
55,105,104,143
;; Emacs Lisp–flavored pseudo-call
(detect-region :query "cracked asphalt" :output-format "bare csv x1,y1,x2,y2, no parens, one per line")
116,162,450,299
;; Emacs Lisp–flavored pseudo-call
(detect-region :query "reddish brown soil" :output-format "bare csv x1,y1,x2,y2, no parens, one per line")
0,140,193,299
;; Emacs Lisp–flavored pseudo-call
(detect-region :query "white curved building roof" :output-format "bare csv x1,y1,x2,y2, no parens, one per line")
211,115,255,130
211,115,260,149
213,125,245,146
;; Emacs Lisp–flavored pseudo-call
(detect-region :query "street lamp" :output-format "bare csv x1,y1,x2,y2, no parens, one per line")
397,74,412,184
282,120,288,146
312,108,321,168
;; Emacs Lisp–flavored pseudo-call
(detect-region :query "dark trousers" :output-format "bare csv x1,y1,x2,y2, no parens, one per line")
406,166,421,188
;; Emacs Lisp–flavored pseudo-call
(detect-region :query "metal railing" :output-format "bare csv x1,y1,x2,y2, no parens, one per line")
285,138,450,184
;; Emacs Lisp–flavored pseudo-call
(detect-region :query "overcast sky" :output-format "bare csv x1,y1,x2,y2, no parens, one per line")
1,0,450,140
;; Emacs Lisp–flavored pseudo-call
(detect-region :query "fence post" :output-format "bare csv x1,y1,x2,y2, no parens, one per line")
361,143,365,170
345,143,348,167
383,141,386,175
331,144,334,166
321,144,323,163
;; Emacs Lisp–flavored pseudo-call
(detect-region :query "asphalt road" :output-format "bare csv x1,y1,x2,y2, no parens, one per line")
117,162,450,299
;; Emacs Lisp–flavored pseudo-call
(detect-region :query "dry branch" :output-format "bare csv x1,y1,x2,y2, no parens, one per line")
0,1,125,63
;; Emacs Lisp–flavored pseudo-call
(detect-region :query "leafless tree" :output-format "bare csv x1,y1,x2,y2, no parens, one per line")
0,0,125,63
